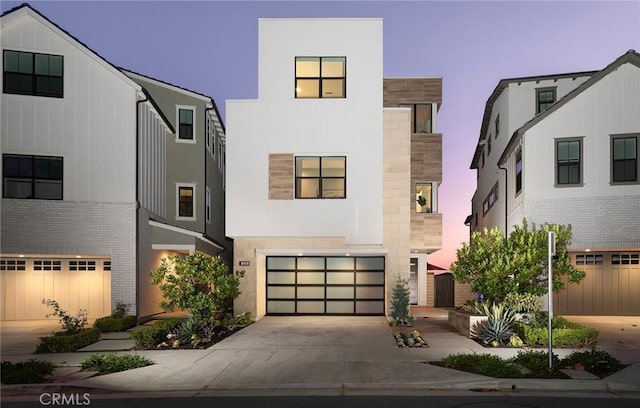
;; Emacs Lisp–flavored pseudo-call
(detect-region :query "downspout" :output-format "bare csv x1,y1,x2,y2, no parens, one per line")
135,94,148,319
204,103,223,257
497,163,508,238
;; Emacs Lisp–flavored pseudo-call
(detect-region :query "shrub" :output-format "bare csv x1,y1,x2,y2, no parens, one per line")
503,293,543,313
35,328,100,353
1,359,56,384
112,301,130,318
440,353,522,378
43,299,87,334
94,315,138,332
511,350,561,375
80,353,153,374
130,319,182,349
515,325,598,348
561,349,625,378
389,275,411,325
472,303,515,346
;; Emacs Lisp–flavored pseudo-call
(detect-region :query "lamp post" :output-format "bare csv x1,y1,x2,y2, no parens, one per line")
548,230,556,370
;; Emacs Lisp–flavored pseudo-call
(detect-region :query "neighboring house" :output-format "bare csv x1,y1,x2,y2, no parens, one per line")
468,50,640,315
226,18,443,318
0,4,229,321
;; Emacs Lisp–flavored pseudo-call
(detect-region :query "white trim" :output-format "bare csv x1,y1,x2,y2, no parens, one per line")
256,248,389,256
175,105,197,144
175,183,197,221
198,236,224,251
149,220,201,237
152,244,196,252
123,70,212,102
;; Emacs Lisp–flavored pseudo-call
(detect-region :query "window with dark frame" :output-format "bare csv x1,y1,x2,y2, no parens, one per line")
487,134,492,155
612,136,637,183
3,154,63,199
295,156,346,199
178,108,194,140
0,259,26,270
495,115,500,138
576,254,603,265
3,50,63,98
612,254,639,265
556,139,581,185
295,57,346,99
515,149,522,194
178,186,194,217
398,103,433,133
536,88,556,114
482,182,499,215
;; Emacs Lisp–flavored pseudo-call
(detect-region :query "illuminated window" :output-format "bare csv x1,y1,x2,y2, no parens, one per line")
415,182,435,213
398,103,433,133
295,156,346,199
176,183,196,220
295,57,346,98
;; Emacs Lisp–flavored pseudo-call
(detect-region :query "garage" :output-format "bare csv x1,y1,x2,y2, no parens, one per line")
0,257,111,321
266,256,385,315
554,252,640,315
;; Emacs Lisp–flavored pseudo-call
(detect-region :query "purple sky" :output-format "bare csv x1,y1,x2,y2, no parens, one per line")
5,1,639,268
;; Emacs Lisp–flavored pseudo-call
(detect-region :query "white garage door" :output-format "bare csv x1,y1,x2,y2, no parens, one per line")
266,256,385,315
0,258,111,321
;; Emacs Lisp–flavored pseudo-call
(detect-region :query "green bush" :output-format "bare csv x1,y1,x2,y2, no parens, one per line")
130,319,182,349
1,359,56,384
94,315,138,332
503,293,543,313
511,350,561,375
35,328,100,353
440,353,522,378
80,353,153,374
515,324,598,348
562,350,625,378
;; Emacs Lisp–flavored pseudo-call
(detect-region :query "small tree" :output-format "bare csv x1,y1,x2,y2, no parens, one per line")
450,219,585,303
389,275,411,324
150,252,245,322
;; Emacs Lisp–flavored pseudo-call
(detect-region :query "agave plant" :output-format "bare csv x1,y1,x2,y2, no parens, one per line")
472,302,516,346
175,316,204,345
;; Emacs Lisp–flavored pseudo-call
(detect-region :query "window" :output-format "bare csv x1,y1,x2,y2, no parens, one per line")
474,212,478,227
482,182,499,215
398,103,433,133
0,259,26,270
495,115,500,138
612,136,637,183
3,154,63,199
295,156,346,199
295,57,345,98
576,254,603,265
34,260,62,271
69,260,96,271
536,87,556,114
206,187,211,223
3,50,63,98
515,149,523,194
487,134,492,155
103,261,112,271
612,254,639,265
481,150,485,168
176,106,195,141
415,182,435,213
556,139,582,185
176,183,196,220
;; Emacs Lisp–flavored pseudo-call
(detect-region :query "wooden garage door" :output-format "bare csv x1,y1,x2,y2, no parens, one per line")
554,253,640,315
266,256,385,315
0,258,111,320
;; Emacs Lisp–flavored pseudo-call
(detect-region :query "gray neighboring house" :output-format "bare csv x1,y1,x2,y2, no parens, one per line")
0,3,230,321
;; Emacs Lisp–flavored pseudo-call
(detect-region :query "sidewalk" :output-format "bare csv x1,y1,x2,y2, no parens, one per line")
2,310,640,400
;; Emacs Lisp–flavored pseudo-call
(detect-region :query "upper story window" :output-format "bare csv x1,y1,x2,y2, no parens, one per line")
176,183,196,220
482,182,499,215
3,50,63,98
295,57,346,99
415,182,436,213
487,134,492,155
536,87,556,114
515,149,523,194
176,106,195,142
2,154,63,200
495,115,500,138
612,135,637,183
295,156,346,199
398,103,432,133
556,138,582,186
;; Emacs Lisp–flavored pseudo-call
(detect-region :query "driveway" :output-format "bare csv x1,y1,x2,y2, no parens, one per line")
563,315,640,362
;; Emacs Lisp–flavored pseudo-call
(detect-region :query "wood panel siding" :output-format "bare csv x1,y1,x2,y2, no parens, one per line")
269,153,294,200
383,78,442,107
411,134,442,183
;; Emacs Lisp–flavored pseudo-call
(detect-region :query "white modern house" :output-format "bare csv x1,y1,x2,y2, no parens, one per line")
226,18,444,317
469,50,640,315
0,4,229,321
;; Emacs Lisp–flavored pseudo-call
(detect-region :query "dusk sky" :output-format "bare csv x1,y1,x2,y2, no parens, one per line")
4,0,639,268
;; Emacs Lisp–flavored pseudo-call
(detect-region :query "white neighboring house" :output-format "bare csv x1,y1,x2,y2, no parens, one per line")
469,50,640,315
227,18,444,318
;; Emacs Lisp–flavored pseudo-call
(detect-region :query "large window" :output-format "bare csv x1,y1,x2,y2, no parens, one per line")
3,154,63,200
176,183,196,220
176,106,195,141
3,50,63,98
612,136,637,183
295,156,346,199
398,103,432,133
515,149,522,194
556,139,582,185
295,57,346,98
415,182,435,213
536,87,556,114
